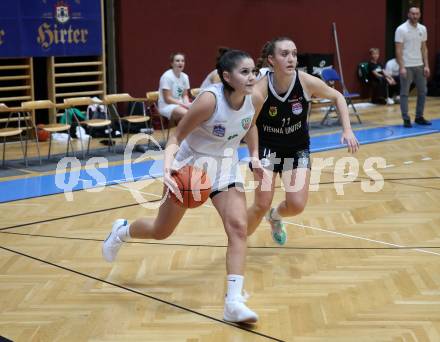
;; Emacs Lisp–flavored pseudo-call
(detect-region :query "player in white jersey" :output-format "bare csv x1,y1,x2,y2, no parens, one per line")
175,82,254,193
103,50,265,324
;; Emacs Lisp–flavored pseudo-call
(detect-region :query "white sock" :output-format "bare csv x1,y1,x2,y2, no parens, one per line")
117,223,131,242
226,274,244,301
270,207,282,221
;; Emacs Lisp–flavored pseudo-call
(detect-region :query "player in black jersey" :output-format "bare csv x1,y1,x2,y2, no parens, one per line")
246,37,359,244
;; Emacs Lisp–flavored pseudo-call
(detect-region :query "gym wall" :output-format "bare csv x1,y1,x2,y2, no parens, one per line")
115,0,439,96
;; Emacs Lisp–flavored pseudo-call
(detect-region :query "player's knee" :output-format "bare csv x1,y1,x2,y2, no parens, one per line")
286,197,307,215
254,197,272,215
227,218,248,241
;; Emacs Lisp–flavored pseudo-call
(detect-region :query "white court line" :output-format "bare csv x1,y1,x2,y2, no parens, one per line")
403,161,414,165
76,179,439,257
3,203,43,207
421,157,432,161
106,181,440,257
284,219,440,257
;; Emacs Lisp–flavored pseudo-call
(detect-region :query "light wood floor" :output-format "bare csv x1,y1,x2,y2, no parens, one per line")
1,98,440,341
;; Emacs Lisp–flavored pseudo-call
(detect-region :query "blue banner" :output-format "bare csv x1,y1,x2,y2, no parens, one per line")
0,1,21,57
0,0,102,57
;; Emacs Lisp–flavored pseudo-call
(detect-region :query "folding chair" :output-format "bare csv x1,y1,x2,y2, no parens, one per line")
22,100,73,160
146,91,169,142
104,93,151,149
0,103,27,167
15,102,42,165
321,68,362,125
64,97,113,158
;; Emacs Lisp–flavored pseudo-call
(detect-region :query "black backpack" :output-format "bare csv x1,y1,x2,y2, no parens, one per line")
357,62,370,84
86,103,110,137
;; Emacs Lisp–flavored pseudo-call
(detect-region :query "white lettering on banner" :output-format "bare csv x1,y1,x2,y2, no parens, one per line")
263,121,302,134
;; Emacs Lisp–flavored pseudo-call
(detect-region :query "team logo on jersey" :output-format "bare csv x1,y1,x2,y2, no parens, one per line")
269,106,278,117
241,117,252,130
291,101,303,115
213,124,226,137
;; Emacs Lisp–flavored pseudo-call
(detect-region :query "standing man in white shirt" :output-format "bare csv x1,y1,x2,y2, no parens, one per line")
395,6,431,128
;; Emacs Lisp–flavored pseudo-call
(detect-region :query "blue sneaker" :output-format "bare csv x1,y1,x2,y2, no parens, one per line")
265,208,287,245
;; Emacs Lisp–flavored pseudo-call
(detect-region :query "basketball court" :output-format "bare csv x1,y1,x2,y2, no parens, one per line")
1,97,440,341
2,0,440,340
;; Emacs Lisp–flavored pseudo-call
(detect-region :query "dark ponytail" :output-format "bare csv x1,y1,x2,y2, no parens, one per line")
256,41,271,70
216,49,251,92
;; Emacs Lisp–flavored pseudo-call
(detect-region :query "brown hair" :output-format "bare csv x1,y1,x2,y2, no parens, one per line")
170,52,185,63
257,37,294,69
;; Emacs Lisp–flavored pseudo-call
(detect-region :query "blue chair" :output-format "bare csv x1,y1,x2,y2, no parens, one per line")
321,68,362,125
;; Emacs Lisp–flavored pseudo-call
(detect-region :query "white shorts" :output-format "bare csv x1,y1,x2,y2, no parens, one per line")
172,141,243,193
159,104,179,120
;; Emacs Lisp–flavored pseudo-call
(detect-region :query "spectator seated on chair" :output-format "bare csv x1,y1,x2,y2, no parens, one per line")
368,48,396,105
157,52,191,126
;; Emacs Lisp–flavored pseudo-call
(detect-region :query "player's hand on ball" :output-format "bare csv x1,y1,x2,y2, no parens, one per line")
164,169,183,203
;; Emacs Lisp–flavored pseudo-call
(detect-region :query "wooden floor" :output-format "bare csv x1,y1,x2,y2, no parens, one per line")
1,98,440,341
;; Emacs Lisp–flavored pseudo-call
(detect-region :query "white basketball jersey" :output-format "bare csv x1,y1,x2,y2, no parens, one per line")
183,83,255,157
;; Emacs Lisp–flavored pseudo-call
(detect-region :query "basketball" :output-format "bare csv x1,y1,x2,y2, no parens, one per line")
170,165,211,208
37,124,50,142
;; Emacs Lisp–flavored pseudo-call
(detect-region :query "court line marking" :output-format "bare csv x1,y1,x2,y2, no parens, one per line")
2,230,440,251
283,220,440,257
0,245,284,342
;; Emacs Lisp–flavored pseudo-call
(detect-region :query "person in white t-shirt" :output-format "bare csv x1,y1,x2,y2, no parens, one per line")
385,58,402,102
158,52,191,124
385,58,400,78
395,7,431,127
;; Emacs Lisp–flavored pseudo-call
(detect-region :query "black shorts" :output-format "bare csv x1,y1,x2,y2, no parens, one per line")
249,147,311,174
209,182,244,199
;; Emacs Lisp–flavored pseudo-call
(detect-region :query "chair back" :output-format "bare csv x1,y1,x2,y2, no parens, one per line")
22,100,54,110
146,91,159,103
104,93,132,104
321,68,341,82
190,88,200,98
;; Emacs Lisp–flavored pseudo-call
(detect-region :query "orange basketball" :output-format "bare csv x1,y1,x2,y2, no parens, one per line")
37,124,50,142
170,165,211,208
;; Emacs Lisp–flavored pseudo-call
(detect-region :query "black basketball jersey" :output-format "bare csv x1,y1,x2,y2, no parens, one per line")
256,71,310,154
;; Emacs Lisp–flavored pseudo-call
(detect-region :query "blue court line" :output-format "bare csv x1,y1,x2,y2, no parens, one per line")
1,119,439,203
